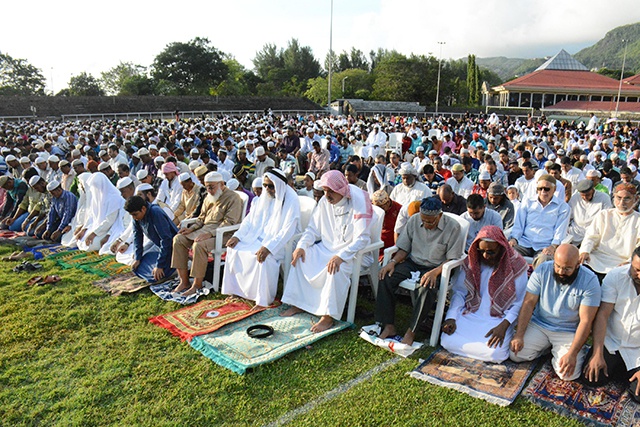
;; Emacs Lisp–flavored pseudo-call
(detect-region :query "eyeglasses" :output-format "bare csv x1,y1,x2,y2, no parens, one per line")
614,195,634,203
554,263,574,273
263,183,275,189
205,185,217,190
537,187,551,192
477,249,499,257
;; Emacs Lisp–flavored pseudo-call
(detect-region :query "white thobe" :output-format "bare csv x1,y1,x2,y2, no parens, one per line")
445,176,474,199
565,191,612,244
282,187,371,319
157,177,182,212
441,264,527,363
389,182,432,207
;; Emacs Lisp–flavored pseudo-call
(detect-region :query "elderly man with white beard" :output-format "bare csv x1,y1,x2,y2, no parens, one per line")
222,169,301,308
171,172,243,296
280,170,373,332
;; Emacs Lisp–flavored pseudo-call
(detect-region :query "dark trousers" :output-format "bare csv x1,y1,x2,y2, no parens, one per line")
375,258,437,333
581,346,640,403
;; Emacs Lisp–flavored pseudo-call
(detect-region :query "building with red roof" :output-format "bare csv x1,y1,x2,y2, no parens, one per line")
483,50,640,115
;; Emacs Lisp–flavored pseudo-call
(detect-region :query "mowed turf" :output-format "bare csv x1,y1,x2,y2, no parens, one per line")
0,245,580,427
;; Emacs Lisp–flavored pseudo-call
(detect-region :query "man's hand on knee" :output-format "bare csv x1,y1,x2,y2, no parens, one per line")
327,256,344,275
510,336,524,356
558,350,578,379
291,248,305,266
194,232,212,242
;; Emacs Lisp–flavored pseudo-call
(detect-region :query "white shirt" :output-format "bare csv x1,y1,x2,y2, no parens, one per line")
389,181,432,207
445,176,474,199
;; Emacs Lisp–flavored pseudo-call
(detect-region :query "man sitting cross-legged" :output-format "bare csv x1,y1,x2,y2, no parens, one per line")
280,170,373,333
375,196,464,345
441,226,528,363
171,172,243,296
222,169,300,309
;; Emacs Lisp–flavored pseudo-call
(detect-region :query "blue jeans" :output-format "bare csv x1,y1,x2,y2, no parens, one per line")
8,212,28,232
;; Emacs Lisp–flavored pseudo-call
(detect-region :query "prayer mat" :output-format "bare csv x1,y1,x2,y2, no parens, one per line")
79,256,129,278
190,305,351,374
409,348,537,407
523,361,640,427
23,244,75,260
92,272,150,296
149,279,210,305
149,298,276,341
51,250,109,269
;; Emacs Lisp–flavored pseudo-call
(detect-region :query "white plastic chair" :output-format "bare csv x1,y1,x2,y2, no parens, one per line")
210,191,249,292
282,196,317,284
345,205,385,323
428,129,441,140
380,212,469,347
386,132,404,154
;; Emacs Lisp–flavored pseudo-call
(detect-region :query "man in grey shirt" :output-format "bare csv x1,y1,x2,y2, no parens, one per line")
375,196,464,345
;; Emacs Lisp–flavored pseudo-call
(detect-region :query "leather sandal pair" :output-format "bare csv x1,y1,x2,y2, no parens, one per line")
26,275,61,286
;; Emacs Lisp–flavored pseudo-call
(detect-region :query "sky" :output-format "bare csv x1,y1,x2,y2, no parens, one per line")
3,0,640,94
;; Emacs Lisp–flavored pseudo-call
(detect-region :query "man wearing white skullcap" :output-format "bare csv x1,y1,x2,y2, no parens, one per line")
19,174,50,238
172,172,205,226
42,180,78,242
171,171,244,296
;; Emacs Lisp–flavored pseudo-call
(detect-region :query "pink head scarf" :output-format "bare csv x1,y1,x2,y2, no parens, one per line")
320,170,351,198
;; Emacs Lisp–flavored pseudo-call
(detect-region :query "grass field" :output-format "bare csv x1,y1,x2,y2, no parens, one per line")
0,244,582,427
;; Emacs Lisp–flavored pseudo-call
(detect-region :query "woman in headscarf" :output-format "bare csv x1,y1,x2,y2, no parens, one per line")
441,225,528,363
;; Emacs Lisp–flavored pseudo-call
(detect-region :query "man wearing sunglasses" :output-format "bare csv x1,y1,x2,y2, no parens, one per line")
509,175,570,267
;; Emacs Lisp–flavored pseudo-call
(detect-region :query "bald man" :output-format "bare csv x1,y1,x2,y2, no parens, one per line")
509,244,601,380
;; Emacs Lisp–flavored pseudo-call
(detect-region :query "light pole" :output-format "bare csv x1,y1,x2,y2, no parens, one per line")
435,41,445,115
614,38,628,119
327,0,334,109
341,76,349,97
50,67,54,95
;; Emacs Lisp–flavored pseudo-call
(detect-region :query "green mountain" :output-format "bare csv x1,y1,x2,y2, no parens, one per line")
574,22,640,73
475,57,545,80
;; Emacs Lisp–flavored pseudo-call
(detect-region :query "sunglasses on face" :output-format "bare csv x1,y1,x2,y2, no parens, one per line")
477,249,499,257
263,183,275,189
537,187,551,192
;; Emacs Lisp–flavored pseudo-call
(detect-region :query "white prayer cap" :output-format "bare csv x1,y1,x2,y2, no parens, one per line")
305,171,316,180
313,180,324,191
479,171,491,181
159,147,168,154
98,150,107,157
188,160,200,171
48,155,60,163
5,155,16,162
586,169,600,178
631,165,638,173
35,156,47,164
137,148,150,156
428,150,438,156
535,148,543,154
255,146,266,156
148,144,158,151
136,169,149,180
71,149,81,156
548,154,557,161
398,163,417,176
116,177,133,189
306,127,315,134
178,172,192,183
46,180,61,192
154,156,165,163
204,172,224,183
252,177,263,189
226,178,240,191
136,183,153,192
190,148,199,155
59,160,70,167
98,162,111,171
238,142,245,149
83,146,92,153
29,175,42,187
416,146,425,152
72,159,83,167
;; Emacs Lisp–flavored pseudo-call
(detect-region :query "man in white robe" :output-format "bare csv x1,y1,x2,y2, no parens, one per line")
61,170,92,247
75,172,124,252
389,163,431,207
441,226,528,363
222,169,300,308
565,179,612,245
580,183,640,278
281,170,373,332
156,162,182,213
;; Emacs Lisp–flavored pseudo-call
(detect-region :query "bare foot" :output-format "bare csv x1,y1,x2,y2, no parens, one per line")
250,305,266,312
173,281,190,293
280,306,304,317
310,315,334,333
378,324,397,340
181,284,201,296
401,329,415,345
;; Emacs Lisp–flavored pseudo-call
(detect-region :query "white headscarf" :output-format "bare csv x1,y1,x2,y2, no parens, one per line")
366,163,392,196
83,172,125,236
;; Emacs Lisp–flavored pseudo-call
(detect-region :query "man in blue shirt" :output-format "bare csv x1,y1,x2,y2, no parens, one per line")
510,244,600,380
42,180,78,242
124,195,178,283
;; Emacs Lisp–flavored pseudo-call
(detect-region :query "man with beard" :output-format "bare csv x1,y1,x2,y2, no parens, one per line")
171,172,243,296
389,163,431,207
510,244,600,381
222,169,300,308
582,246,640,403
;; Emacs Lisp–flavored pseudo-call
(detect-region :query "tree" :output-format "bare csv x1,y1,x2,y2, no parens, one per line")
211,56,261,96
152,37,228,95
253,43,285,81
68,72,104,96
101,62,150,95
467,54,480,105
0,52,46,95
371,53,438,104
305,68,374,104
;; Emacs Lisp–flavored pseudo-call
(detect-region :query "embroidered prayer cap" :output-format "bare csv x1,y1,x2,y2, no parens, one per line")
161,162,178,174
46,180,61,192
136,183,153,192
0,175,10,188
98,162,111,171
29,175,42,187
319,170,351,198
252,178,263,189
232,164,244,178
178,172,192,183
116,177,133,190
398,162,418,176
487,182,505,196
478,171,491,181
59,160,70,167
194,165,209,177
136,169,149,180
371,189,390,206
537,174,556,186
451,164,464,172
420,196,442,216
204,172,224,183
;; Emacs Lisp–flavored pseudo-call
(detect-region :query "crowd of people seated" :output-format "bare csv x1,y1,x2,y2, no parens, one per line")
0,111,639,400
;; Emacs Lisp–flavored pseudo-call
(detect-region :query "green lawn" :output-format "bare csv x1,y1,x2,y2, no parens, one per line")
0,245,581,427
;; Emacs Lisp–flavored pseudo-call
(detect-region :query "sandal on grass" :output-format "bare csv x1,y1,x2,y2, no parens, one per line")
27,276,44,286
41,275,61,285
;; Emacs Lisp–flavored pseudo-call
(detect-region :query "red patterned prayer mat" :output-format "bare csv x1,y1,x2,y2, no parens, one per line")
149,298,278,341
524,361,640,426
